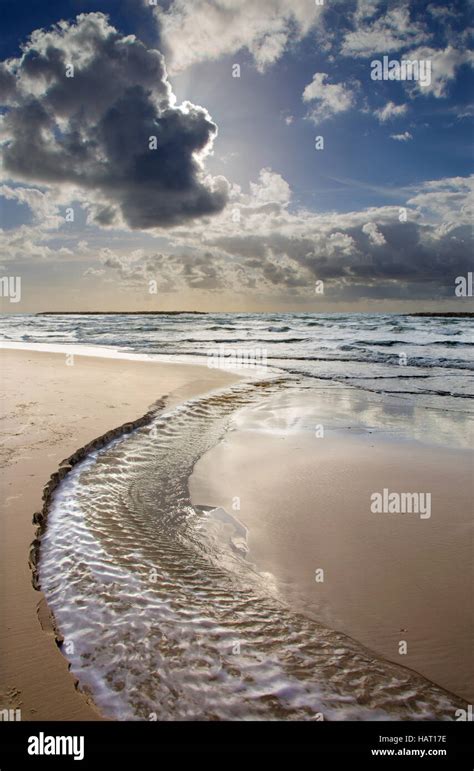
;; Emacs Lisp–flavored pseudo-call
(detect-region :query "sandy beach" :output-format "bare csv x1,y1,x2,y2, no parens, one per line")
0,343,472,722
0,347,239,721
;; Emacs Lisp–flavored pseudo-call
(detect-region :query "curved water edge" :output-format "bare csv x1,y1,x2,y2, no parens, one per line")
30,400,165,592
34,377,468,721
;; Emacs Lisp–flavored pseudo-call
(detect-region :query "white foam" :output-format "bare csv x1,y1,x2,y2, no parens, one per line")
0,341,169,362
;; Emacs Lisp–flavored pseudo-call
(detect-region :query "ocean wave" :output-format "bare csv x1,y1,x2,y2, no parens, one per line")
184,337,310,345
345,339,474,348
2,313,473,400
207,325,241,331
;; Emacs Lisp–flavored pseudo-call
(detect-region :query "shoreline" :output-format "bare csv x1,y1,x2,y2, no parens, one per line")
190,387,473,705
1,345,471,720
36,377,469,720
0,347,240,721
29,401,165,593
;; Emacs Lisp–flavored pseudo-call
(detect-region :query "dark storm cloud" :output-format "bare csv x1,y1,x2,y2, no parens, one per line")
329,221,473,286
0,13,229,228
208,214,473,300
0,63,16,101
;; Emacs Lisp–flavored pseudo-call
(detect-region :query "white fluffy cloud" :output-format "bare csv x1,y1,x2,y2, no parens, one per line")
154,0,324,73
354,0,381,22
405,45,474,97
341,4,430,58
406,175,474,223
249,168,291,206
362,222,386,245
374,101,408,123
302,73,355,123
390,131,413,141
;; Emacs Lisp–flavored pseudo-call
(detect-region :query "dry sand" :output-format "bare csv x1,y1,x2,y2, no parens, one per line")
0,348,239,721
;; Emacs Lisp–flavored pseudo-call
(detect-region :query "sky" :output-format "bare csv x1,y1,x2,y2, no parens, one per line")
0,0,472,312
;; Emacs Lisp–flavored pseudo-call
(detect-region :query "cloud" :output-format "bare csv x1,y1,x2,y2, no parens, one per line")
374,101,408,123
405,45,474,97
0,182,76,263
302,73,355,123
0,184,63,228
341,4,430,59
215,172,472,298
362,222,386,245
249,168,291,206
406,175,474,224
0,13,229,229
390,131,413,141
93,245,252,294
427,4,462,22
0,63,16,102
354,0,381,22
98,169,473,302
153,0,324,73
5,162,471,304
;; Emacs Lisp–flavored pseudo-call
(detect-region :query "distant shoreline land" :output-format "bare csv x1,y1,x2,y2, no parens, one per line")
30,311,474,317
406,312,474,318
35,311,209,316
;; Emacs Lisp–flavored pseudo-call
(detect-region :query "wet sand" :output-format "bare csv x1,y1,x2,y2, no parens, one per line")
190,391,474,703
0,347,239,720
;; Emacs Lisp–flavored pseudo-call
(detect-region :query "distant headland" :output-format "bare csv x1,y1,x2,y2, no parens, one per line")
35,311,208,316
